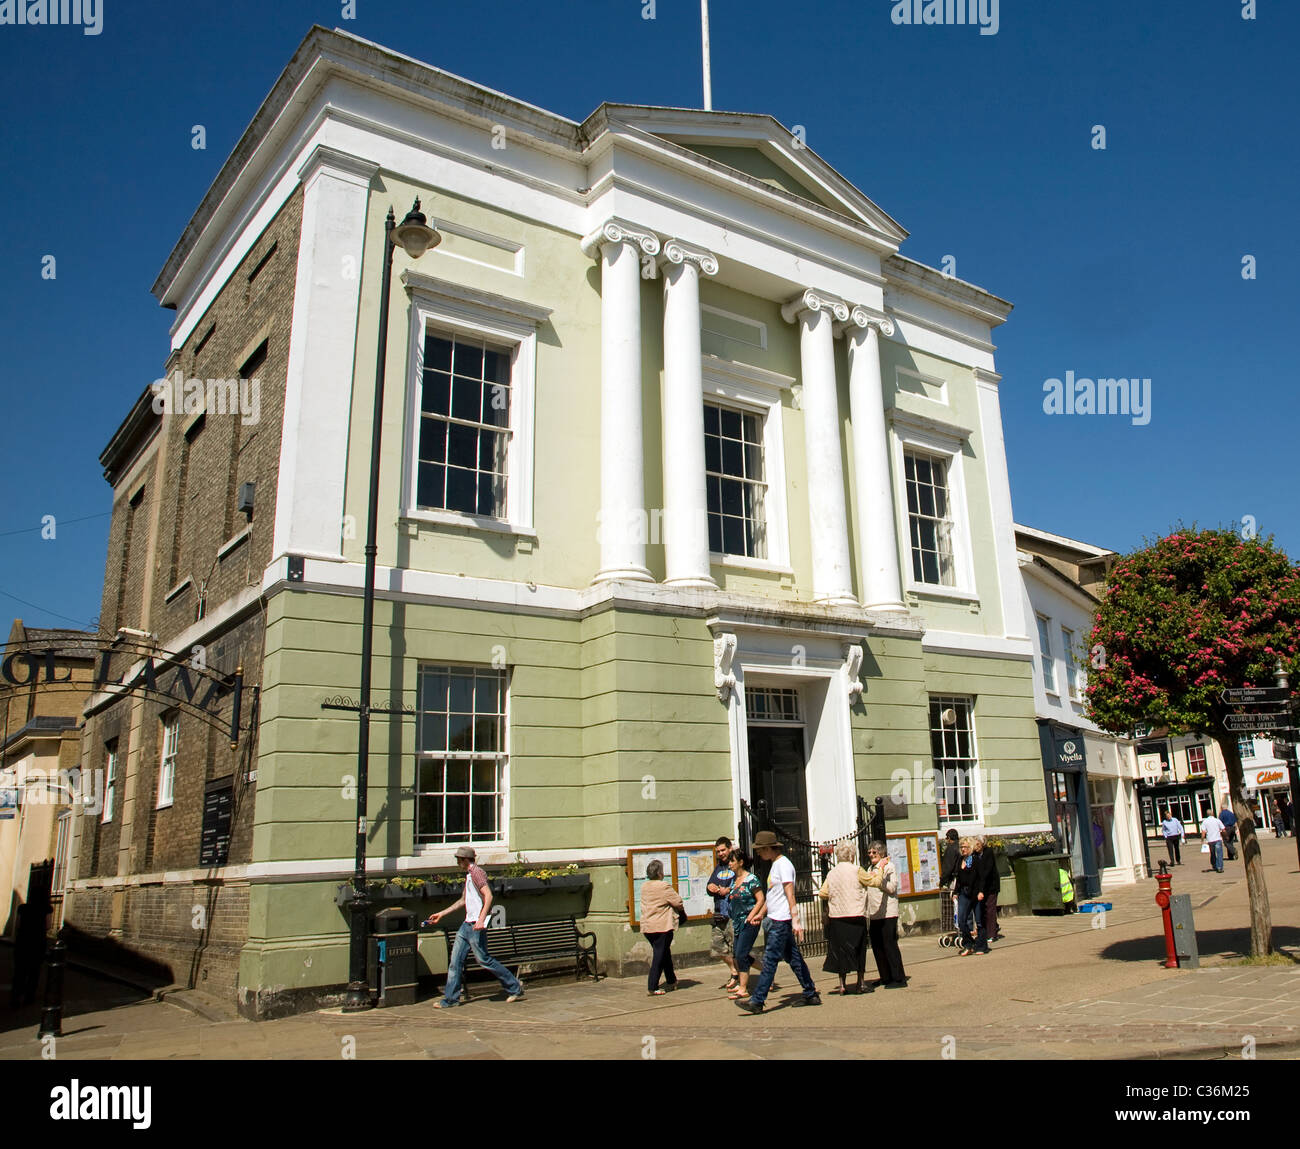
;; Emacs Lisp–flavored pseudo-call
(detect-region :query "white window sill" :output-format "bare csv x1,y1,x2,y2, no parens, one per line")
709,552,793,576
415,843,508,863
218,526,252,560
906,583,979,603
402,509,536,539
156,800,173,811
164,578,193,603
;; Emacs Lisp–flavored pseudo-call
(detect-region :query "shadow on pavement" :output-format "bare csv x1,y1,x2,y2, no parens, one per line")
0,941,158,1035
1100,925,1300,964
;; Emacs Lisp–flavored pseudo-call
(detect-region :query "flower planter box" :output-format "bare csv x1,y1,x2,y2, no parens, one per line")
335,873,590,908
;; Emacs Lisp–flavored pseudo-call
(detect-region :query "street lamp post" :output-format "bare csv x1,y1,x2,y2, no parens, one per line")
343,200,439,1013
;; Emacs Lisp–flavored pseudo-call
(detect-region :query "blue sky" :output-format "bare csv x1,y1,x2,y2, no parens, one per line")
0,0,1294,630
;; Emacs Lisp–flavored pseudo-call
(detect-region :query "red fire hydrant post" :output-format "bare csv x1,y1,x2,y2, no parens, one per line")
1154,864,1178,969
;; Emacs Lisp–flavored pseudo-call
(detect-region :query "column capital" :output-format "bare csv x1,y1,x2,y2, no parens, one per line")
781,288,849,325
580,217,661,260
662,239,719,276
838,304,895,339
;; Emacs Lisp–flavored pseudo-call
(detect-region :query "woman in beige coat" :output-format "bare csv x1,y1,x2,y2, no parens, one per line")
818,841,873,994
640,858,687,995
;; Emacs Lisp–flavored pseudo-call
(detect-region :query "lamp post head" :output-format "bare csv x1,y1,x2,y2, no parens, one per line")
391,198,440,260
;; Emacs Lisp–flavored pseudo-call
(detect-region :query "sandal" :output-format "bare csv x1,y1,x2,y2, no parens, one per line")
722,976,739,991
649,989,666,996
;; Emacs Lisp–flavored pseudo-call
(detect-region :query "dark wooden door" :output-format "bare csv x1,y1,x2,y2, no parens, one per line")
747,726,809,842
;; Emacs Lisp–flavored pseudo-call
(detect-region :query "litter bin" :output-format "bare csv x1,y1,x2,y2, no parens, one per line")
367,907,418,1007
1011,853,1070,912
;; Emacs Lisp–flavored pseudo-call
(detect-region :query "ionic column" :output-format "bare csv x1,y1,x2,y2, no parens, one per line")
581,219,659,583
661,240,719,588
781,289,856,606
843,306,906,613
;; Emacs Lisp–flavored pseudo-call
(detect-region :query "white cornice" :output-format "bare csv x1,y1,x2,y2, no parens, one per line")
400,270,553,326
888,405,973,443
701,354,796,394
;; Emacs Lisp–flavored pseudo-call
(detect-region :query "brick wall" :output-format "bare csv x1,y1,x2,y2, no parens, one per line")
67,188,304,997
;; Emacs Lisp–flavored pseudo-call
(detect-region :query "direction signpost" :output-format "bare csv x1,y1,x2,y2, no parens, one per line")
1223,712,1294,732
1221,674,1300,868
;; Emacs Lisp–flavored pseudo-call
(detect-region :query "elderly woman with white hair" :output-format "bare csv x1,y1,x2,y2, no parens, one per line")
817,840,873,994
640,858,687,995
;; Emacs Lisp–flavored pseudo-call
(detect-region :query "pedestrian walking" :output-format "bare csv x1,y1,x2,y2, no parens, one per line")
1200,811,1226,873
735,830,821,1013
705,837,739,992
972,835,1001,945
818,841,872,995
726,848,765,1000
639,858,688,995
864,840,907,985
1160,810,1185,866
953,837,981,955
424,846,524,1008
1218,803,1238,861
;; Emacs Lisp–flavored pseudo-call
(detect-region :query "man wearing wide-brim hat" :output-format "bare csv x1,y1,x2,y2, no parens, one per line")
736,830,821,1013
424,846,524,1008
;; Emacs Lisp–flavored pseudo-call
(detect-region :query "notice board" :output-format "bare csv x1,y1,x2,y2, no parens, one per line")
885,831,942,899
626,844,718,928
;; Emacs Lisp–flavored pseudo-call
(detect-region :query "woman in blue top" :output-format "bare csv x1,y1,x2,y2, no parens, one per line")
726,849,766,1000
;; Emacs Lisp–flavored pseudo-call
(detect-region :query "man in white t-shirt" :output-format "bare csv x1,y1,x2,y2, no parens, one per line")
425,846,524,1007
1199,813,1226,874
736,830,820,1013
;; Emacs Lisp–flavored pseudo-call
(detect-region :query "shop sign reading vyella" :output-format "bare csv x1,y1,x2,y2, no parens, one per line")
1056,738,1085,767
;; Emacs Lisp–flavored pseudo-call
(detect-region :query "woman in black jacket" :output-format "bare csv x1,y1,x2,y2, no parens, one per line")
953,838,981,955
970,837,1000,953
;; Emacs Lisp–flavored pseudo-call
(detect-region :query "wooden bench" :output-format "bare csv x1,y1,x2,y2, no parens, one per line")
439,916,599,982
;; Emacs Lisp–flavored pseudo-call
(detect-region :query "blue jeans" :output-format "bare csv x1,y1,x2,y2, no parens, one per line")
1209,841,1224,872
733,919,761,973
956,891,983,950
748,917,817,1007
442,921,522,1004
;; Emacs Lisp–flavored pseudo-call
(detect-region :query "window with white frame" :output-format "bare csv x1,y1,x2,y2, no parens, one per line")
103,740,117,823
403,280,544,534
703,360,792,570
1037,615,1057,693
704,402,767,559
905,452,955,586
1186,745,1208,775
416,332,511,518
157,714,178,808
930,696,980,820
1237,736,1255,760
53,810,71,893
415,665,507,846
1062,627,1080,698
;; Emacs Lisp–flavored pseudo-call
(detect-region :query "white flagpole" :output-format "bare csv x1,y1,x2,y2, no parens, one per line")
701,0,713,110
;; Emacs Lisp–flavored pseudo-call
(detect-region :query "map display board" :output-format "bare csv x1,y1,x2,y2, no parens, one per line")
627,844,720,927
885,831,942,899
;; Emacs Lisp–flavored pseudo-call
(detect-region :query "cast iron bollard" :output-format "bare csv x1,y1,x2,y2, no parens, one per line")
37,932,67,1038
1154,862,1178,969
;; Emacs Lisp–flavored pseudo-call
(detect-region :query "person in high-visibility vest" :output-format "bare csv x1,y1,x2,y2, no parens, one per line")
1058,867,1076,912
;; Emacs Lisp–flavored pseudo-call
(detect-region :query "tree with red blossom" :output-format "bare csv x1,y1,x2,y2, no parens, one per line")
1085,527,1300,956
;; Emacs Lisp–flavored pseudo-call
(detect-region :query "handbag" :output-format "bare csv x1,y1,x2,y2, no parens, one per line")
1200,842,1210,854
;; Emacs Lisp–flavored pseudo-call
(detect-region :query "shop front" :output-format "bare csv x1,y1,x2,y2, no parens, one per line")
1243,761,1295,836
1038,721,1099,898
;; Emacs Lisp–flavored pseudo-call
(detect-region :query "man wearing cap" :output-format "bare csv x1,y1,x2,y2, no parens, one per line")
424,846,524,1008
736,830,821,1013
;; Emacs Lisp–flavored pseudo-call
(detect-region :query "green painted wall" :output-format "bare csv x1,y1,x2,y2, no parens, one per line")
240,588,1044,1003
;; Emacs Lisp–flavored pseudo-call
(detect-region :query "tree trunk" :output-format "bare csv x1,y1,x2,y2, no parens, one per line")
1216,731,1272,956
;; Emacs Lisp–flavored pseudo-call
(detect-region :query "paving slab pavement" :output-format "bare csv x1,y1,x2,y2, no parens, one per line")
1,837,1296,1060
